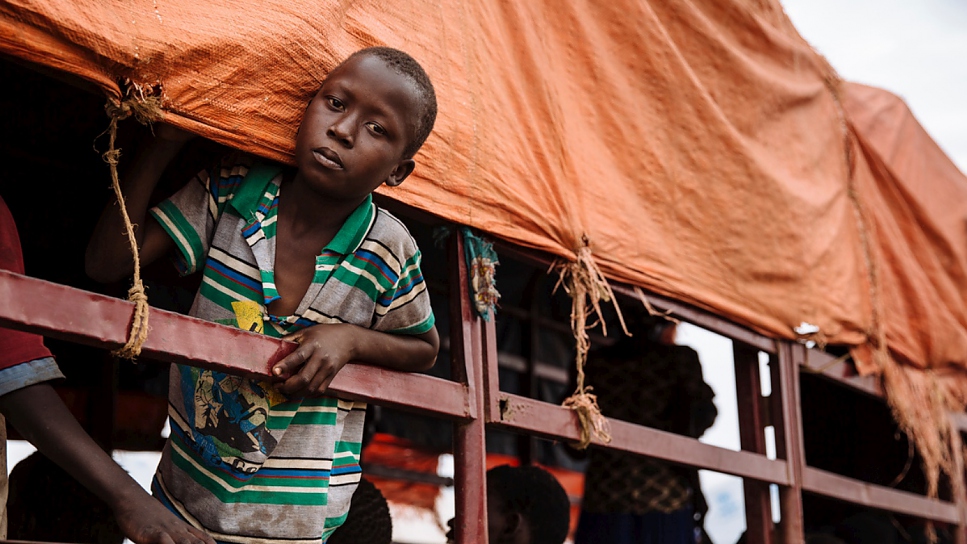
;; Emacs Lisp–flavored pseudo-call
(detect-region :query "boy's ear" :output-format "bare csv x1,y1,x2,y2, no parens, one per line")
385,159,416,187
500,512,524,543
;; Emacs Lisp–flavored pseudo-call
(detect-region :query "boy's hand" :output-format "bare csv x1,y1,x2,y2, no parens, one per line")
114,493,215,544
272,324,358,397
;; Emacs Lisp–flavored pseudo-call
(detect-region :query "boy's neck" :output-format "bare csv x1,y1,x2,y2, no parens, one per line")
281,172,366,238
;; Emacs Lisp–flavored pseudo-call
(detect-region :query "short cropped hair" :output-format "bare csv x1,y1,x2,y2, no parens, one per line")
488,465,570,544
325,477,392,544
343,46,437,159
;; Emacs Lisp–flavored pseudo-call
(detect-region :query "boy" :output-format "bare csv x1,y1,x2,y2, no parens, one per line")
86,47,440,542
446,465,571,544
0,196,213,544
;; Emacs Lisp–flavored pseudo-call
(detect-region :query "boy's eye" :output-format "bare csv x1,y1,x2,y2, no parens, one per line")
366,122,386,136
326,97,345,111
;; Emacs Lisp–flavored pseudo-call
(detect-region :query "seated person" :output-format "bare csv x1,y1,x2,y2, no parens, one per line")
448,464,570,544
574,316,716,544
325,477,392,544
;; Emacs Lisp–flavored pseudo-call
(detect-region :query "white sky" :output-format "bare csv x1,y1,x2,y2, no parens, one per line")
692,3,967,542
782,0,967,173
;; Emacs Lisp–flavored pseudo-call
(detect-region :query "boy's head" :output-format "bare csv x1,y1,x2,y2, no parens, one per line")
485,465,570,544
342,47,437,159
294,47,437,204
325,477,392,544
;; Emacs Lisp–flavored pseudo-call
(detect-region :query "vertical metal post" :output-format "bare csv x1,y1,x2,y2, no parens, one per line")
449,230,489,544
734,342,774,544
481,304,501,424
773,342,805,542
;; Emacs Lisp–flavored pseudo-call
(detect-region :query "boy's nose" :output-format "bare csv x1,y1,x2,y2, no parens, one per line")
327,119,354,148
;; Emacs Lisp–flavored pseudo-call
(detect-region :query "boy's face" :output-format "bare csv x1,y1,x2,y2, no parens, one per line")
294,54,419,203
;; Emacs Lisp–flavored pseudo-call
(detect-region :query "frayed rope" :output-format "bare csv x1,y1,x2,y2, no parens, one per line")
552,234,628,449
101,84,163,359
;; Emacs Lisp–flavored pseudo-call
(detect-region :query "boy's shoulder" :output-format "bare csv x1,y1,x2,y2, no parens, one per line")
205,151,258,182
204,153,282,217
366,205,423,259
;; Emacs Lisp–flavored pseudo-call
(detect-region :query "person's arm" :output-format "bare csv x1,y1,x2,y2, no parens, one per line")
271,324,439,397
0,382,215,544
85,125,192,283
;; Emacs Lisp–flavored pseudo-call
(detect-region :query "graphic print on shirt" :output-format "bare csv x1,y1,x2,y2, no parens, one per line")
180,300,282,476
183,368,280,476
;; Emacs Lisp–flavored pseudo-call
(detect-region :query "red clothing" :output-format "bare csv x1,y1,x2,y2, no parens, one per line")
0,197,52,368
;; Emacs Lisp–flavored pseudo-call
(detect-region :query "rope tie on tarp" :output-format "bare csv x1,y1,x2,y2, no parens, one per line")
101,85,163,359
464,230,500,321
432,226,502,320
552,235,628,450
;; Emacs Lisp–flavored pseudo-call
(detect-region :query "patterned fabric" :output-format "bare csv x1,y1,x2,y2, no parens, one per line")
580,343,710,515
148,155,434,544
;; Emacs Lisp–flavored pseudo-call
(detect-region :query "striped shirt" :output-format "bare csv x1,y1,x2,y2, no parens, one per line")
148,155,434,543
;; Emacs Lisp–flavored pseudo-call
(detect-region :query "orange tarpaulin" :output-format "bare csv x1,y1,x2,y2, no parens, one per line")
2,0,967,448
842,83,967,376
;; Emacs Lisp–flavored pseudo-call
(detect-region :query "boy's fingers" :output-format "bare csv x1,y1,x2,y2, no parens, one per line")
272,347,309,378
281,331,305,344
283,375,312,397
277,356,322,396
190,528,216,544
307,368,335,396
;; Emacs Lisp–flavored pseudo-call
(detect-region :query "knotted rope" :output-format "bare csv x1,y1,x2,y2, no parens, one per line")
101,88,163,358
552,235,628,449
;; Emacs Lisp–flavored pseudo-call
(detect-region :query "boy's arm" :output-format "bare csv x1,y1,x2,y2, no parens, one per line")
85,125,191,283
271,324,439,398
0,383,215,544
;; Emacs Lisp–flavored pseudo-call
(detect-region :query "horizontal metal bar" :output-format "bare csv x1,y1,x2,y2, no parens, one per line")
802,467,960,523
492,393,790,485
490,238,778,353
440,337,570,385
362,463,455,487
497,304,613,345
0,270,471,420
610,284,778,353
801,350,881,397
494,351,570,384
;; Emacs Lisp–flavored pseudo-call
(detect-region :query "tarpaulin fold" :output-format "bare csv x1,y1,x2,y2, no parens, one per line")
2,0,966,393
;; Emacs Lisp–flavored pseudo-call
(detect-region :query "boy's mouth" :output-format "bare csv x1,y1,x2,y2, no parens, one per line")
312,147,344,169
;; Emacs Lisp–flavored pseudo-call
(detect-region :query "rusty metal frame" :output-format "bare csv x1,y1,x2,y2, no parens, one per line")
0,269,472,421
448,231,489,543
734,342,775,544
2,227,966,542
488,391,789,484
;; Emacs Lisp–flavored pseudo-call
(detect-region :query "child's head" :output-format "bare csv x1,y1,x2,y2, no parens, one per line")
486,465,570,544
341,47,437,159
325,477,392,544
294,46,437,203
